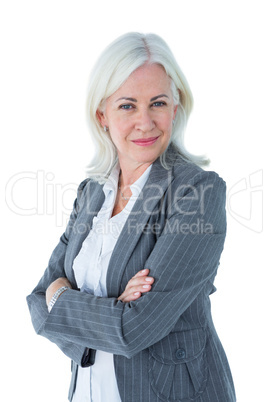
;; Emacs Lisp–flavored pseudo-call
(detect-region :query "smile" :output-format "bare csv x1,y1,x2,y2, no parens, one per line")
131,136,159,146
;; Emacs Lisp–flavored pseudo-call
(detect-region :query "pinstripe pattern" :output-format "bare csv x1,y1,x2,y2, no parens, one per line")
27,145,236,401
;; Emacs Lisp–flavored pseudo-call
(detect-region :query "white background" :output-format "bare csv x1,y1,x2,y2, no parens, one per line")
1,1,267,401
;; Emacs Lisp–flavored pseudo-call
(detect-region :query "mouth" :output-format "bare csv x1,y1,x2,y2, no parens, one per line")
131,136,159,146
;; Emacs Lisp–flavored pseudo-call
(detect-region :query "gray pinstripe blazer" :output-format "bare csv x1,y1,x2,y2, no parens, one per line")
27,145,236,401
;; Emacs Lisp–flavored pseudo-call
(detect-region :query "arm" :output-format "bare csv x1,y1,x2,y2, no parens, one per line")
26,179,95,366
27,175,152,364
46,269,154,307
41,171,226,358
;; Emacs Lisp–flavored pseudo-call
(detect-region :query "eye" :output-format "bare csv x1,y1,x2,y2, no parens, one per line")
152,101,167,107
119,104,134,110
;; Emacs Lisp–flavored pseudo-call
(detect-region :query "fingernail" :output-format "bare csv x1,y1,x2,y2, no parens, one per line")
141,269,147,273
145,277,152,282
134,292,140,296
143,284,150,289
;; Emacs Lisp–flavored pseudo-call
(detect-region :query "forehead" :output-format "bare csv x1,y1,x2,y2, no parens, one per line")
110,64,172,100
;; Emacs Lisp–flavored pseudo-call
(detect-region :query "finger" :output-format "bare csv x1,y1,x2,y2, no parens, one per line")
125,276,154,292
124,275,154,292
119,291,142,303
135,268,150,277
118,283,152,302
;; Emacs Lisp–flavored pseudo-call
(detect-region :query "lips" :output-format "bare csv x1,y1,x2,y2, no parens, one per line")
131,136,159,146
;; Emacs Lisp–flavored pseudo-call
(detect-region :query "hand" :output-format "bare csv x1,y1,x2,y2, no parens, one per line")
118,269,154,303
46,277,72,306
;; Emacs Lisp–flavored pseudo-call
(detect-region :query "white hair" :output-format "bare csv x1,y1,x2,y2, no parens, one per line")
85,32,209,182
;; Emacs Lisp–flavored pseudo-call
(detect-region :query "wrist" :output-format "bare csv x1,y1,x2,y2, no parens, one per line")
47,286,70,313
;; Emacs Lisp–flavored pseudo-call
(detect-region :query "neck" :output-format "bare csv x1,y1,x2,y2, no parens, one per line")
119,162,152,189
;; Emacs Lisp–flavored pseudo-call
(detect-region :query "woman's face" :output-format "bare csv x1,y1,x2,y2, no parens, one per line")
97,63,178,171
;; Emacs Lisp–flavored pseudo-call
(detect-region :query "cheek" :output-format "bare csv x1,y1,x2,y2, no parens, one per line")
157,114,173,131
108,125,128,148
109,117,133,139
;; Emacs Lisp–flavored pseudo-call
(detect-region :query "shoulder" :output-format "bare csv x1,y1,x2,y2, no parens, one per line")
168,161,227,232
77,177,103,196
172,161,226,190
75,178,104,211
161,143,226,189
77,178,90,194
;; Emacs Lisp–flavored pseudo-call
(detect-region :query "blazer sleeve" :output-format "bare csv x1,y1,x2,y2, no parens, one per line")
40,170,227,359
26,178,95,367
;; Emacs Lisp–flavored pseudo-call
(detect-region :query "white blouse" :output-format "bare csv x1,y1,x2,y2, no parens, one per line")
71,163,152,402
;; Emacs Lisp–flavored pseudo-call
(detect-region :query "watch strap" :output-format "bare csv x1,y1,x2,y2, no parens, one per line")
48,286,70,313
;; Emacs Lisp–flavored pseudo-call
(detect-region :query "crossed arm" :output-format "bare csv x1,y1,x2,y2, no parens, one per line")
46,268,154,307
28,170,226,365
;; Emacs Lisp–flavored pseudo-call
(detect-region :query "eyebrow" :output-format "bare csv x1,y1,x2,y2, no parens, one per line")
115,94,169,103
151,94,169,102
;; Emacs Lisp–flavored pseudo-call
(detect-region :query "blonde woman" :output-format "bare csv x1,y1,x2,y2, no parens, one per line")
27,32,236,401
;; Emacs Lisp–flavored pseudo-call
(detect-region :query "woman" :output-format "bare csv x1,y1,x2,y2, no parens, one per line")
27,32,236,401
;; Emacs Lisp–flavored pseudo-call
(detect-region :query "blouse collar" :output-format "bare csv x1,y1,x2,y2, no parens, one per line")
103,162,152,200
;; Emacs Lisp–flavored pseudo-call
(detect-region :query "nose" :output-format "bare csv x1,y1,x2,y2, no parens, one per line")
134,109,155,132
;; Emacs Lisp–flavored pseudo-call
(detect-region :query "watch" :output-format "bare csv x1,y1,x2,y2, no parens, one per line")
48,286,70,313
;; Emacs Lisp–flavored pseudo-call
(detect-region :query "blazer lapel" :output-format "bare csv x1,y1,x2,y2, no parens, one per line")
107,160,174,297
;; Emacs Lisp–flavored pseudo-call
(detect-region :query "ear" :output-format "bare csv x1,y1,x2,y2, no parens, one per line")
96,109,108,128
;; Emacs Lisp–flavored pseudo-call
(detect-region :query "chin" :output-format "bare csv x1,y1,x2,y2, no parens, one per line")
138,147,166,162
